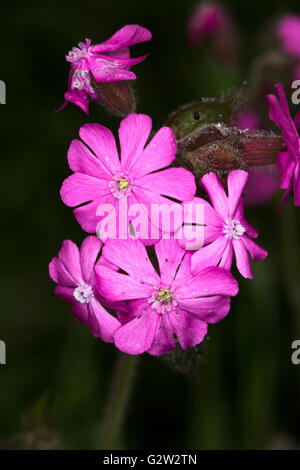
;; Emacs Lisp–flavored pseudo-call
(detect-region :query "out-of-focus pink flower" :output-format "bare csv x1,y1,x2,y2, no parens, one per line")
277,15,300,59
267,83,300,210
187,2,235,62
95,238,238,355
60,113,196,240
243,166,280,206
48,236,121,341
277,15,300,79
236,109,280,205
179,170,268,279
56,25,151,114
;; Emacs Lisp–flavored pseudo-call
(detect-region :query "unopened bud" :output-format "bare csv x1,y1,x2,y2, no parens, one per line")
91,78,136,116
179,128,285,181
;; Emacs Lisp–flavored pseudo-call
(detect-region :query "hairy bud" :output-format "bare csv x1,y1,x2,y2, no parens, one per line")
180,127,285,180
91,78,136,116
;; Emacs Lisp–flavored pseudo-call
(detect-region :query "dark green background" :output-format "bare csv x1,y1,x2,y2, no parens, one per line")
1,0,300,449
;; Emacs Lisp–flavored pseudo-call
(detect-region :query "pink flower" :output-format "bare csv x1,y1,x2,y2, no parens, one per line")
187,2,235,62
95,238,238,355
179,170,268,279
48,236,121,341
267,83,300,210
277,15,300,60
60,113,196,241
277,15,300,79
56,25,151,114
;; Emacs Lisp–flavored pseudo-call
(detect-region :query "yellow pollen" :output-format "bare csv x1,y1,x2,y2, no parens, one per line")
157,288,172,304
117,178,130,190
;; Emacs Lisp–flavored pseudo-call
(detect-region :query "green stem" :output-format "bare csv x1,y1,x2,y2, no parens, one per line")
99,353,138,449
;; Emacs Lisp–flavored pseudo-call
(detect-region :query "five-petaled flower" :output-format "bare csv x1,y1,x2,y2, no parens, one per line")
60,113,196,242
95,238,238,355
48,236,121,341
56,25,152,114
267,83,300,210
178,170,268,279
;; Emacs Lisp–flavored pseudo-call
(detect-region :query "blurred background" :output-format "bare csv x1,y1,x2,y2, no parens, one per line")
1,0,300,450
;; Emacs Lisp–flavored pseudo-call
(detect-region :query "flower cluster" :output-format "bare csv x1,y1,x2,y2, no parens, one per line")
49,24,272,356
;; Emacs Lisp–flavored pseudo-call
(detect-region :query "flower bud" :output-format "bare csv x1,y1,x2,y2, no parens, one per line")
91,78,136,116
179,128,285,181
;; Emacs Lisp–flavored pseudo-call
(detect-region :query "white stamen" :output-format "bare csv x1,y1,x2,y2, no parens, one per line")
73,284,94,304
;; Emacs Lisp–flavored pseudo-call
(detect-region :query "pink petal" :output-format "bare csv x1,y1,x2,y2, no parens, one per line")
227,170,248,217
64,89,89,114
177,295,230,323
54,285,74,303
183,197,223,227
295,112,300,130
79,236,102,282
58,240,83,284
79,123,121,175
90,64,137,83
73,196,115,233
267,85,299,159
176,266,238,298
172,251,193,289
60,173,110,207
71,302,89,326
293,162,300,205
91,25,152,52
88,298,120,342
191,236,228,274
136,167,196,201
219,242,234,271
49,257,77,287
154,238,185,286
147,315,176,356
169,310,207,350
242,219,258,238
114,304,159,355
95,265,153,302
241,236,268,261
101,239,159,285
67,139,111,180
134,186,184,234
129,127,177,178
201,172,229,219
232,238,252,279
278,151,296,189
118,114,152,170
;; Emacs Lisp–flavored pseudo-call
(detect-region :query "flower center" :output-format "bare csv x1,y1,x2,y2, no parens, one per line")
117,178,130,191
109,173,132,199
73,284,94,304
148,286,177,314
66,39,91,64
223,218,245,240
156,288,173,303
